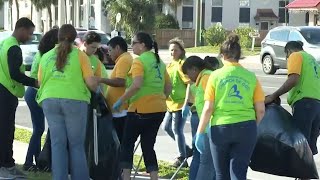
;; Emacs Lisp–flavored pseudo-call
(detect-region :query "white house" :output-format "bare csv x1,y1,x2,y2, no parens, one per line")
168,0,310,30
0,6,4,29
2,0,112,33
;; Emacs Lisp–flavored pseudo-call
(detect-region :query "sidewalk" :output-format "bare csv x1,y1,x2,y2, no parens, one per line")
13,140,320,180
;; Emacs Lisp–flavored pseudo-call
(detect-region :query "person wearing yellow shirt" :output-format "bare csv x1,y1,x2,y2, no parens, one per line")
195,34,265,180
100,36,133,144
37,24,99,180
112,32,172,180
162,38,192,167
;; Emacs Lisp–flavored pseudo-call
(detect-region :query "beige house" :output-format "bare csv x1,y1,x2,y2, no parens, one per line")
165,0,310,30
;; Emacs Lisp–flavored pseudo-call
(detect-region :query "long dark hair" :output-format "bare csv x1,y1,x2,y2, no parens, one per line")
220,33,241,61
38,28,58,56
56,24,77,71
135,32,160,63
182,56,218,74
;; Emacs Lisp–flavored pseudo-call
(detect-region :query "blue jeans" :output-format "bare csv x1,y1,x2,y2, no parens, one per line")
162,110,188,157
42,98,89,180
189,112,215,180
210,120,257,180
24,87,45,165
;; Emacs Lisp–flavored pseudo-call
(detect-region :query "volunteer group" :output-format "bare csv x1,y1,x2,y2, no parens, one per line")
0,17,319,180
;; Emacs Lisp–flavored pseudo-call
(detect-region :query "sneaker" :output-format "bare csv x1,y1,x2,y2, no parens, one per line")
186,146,193,158
0,167,15,179
5,166,27,178
23,163,38,172
172,157,188,168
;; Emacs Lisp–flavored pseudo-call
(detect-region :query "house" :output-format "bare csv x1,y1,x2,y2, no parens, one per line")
286,0,320,26
167,0,310,31
2,0,112,33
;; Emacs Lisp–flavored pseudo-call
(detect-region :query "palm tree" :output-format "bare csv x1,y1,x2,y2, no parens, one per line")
31,0,57,28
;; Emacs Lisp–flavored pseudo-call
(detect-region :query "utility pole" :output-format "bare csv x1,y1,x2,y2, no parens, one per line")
195,0,202,47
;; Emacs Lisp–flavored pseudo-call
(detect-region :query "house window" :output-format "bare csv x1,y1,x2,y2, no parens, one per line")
182,6,194,29
279,0,289,23
260,22,269,30
239,0,250,23
212,0,222,22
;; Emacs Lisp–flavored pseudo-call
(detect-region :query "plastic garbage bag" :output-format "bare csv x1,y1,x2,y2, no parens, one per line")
85,89,121,180
37,130,52,172
249,103,319,179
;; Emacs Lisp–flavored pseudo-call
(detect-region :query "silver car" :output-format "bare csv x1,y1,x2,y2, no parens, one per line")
0,31,42,71
260,26,320,74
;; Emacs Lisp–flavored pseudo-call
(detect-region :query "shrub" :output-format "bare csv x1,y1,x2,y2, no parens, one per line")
233,26,256,48
203,24,227,46
154,13,179,29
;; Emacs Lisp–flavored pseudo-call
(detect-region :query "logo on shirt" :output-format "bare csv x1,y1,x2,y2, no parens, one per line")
228,84,243,99
154,64,162,80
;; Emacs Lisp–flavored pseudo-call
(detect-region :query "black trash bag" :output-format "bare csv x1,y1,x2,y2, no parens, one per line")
249,103,319,179
85,90,121,180
37,129,52,172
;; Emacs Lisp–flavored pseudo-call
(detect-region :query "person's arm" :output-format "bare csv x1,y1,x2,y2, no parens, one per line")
79,51,99,91
197,100,214,133
197,74,215,134
100,56,131,87
253,80,265,123
118,60,143,102
119,76,142,102
271,74,300,97
265,52,302,103
100,78,125,87
164,70,172,98
8,46,37,87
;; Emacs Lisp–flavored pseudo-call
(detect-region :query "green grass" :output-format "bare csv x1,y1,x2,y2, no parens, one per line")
14,127,46,145
17,165,51,180
133,155,188,180
185,45,261,57
14,127,189,179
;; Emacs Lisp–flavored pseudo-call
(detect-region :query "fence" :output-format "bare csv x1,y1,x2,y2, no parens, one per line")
154,29,195,48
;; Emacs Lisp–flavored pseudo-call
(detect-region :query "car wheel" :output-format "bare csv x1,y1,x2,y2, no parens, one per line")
262,55,277,75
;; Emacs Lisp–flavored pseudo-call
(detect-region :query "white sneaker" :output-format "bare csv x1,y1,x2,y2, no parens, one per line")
5,166,26,179
0,167,15,179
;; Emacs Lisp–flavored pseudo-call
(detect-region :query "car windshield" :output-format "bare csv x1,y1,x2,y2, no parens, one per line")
300,28,320,45
77,32,110,44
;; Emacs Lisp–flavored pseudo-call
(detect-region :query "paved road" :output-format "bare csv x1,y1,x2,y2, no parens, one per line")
15,51,299,179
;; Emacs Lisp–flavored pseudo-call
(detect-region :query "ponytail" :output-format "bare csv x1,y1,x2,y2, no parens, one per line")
182,55,220,74
153,41,160,64
56,40,72,71
203,56,220,71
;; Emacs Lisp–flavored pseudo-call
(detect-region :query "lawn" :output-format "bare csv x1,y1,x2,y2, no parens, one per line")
185,45,261,57
14,127,189,180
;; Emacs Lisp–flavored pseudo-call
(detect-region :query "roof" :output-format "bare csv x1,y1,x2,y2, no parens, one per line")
254,9,278,21
286,0,320,8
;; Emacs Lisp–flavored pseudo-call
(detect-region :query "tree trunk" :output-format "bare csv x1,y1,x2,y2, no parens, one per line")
47,6,53,29
15,0,19,21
